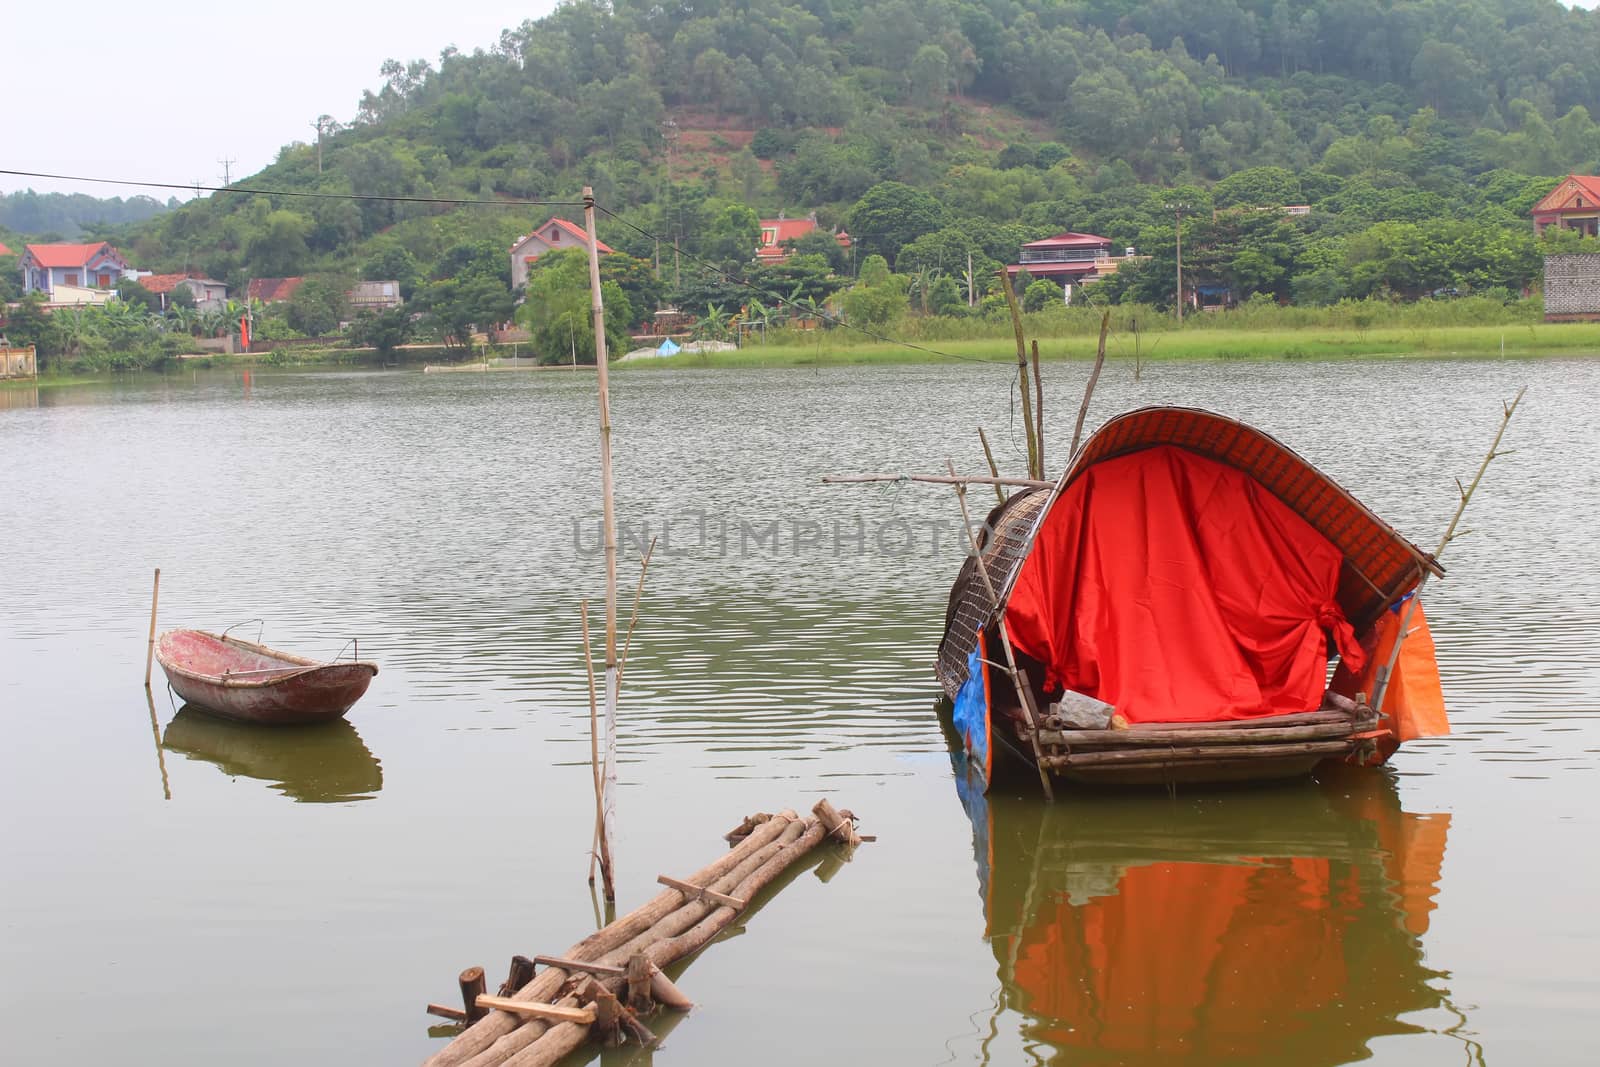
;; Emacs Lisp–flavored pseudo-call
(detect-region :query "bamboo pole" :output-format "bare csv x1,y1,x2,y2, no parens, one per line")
1069,311,1111,459
579,602,609,891
582,187,619,903
144,567,161,687
1030,339,1044,477
947,459,1054,801
1371,387,1524,713
1034,721,1358,747
615,536,656,687
997,270,1039,479
823,472,1053,489
977,428,1006,505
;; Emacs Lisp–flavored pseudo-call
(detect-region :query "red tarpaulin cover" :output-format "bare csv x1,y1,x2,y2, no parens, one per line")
1005,446,1364,723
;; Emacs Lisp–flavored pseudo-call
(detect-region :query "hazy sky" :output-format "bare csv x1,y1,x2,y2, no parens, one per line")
4,3,558,200
9,1,1600,203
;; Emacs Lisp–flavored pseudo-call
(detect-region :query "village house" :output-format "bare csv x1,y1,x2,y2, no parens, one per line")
348,280,403,312
0,241,13,257
1006,232,1133,303
20,242,131,295
509,217,612,290
755,214,851,263
247,277,305,304
1532,175,1600,237
136,273,229,311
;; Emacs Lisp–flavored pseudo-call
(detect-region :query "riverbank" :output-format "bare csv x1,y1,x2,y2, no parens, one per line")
621,322,1600,369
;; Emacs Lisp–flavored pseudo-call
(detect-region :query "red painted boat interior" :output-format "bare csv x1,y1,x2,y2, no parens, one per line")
161,631,305,677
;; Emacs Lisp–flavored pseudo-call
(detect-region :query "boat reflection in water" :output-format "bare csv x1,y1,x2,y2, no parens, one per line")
953,752,1467,1065
162,705,383,803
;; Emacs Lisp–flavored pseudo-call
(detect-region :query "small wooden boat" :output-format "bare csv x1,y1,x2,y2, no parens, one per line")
155,629,378,725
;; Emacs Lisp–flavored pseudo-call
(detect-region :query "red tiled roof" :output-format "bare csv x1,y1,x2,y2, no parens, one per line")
1532,174,1600,214
0,241,12,257
517,217,613,255
24,242,124,268
759,218,818,247
137,273,191,294
248,277,305,302
1023,232,1112,249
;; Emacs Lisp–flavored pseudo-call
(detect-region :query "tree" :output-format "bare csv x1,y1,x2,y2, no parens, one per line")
1023,278,1061,312
517,249,631,363
842,254,908,326
245,210,312,277
846,182,951,266
286,276,349,336
703,202,762,265
419,276,518,349
349,306,414,357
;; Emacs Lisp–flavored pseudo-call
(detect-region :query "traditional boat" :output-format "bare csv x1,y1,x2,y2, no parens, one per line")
937,406,1450,789
155,629,378,725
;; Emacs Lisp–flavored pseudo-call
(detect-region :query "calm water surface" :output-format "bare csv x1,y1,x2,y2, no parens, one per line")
1,358,1596,1065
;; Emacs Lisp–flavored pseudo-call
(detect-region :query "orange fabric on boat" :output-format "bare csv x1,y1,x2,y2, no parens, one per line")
1004,446,1362,722
1330,601,1449,762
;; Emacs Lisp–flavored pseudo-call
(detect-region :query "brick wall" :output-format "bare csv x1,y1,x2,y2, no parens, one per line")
1543,254,1600,319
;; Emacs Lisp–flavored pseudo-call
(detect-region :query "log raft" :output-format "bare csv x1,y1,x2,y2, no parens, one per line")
423,801,860,1067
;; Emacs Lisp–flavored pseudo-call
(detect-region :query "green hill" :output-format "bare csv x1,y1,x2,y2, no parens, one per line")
25,0,1600,354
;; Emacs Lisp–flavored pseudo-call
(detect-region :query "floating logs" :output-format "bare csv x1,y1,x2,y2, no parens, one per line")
422,801,860,1067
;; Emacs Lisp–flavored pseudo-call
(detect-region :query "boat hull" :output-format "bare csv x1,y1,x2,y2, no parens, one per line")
155,630,378,725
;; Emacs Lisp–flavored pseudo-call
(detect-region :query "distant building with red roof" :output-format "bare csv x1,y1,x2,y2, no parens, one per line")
1006,232,1135,304
510,217,613,289
20,242,130,295
0,241,13,257
247,277,306,304
756,215,851,262
1531,174,1600,237
135,272,229,311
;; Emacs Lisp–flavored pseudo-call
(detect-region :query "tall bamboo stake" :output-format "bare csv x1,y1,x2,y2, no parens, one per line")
997,270,1039,479
1030,340,1045,476
580,602,611,890
1069,312,1111,459
977,428,1006,505
1371,387,1525,712
948,459,1054,800
583,187,619,902
144,567,161,687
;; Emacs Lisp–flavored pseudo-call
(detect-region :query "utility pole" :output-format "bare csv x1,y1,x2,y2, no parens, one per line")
217,157,236,186
1165,201,1190,323
310,115,332,174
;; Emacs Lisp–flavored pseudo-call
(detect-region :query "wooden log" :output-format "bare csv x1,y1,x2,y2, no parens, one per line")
531,955,625,978
656,875,746,910
424,812,801,1067
1127,710,1354,731
1041,740,1352,769
626,953,652,1014
1033,722,1358,748
649,966,694,1011
499,957,535,998
460,968,487,1023
428,1004,469,1022
588,981,621,1047
474,996,594,1026
812,798,860,847
444,818,811,1067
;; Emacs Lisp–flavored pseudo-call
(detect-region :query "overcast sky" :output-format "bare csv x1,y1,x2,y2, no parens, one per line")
4,3,558,200
9,1,1600,203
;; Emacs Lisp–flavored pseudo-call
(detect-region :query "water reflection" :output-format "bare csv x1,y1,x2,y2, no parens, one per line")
954,757,1467,1065
162,705,383,803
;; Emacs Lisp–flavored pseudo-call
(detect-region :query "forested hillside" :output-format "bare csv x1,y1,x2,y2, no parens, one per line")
20,0,1600,357
0,191,172,239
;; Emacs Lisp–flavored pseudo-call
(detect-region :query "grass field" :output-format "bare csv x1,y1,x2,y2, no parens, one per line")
619,322,1600,370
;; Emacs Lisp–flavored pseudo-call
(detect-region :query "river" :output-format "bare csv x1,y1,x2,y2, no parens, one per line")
1,357,1596,1065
